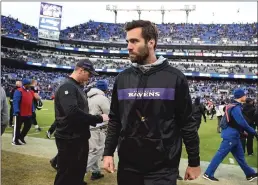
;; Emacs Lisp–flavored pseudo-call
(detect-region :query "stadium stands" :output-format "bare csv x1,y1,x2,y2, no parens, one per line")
1,15,38,41
1,47,257,76
1,15,257,102
2,15,258,44
60,21,258,44
1,65,256,102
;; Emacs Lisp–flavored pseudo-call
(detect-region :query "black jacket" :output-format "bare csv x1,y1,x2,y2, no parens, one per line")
254,105,258,126
54,77,103,140
104,60,200,172
243,103,256,126
192,98,206,122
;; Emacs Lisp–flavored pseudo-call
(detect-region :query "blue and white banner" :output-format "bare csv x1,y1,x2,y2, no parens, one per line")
39,17,61,31
54,46,258,58
26,62,258,79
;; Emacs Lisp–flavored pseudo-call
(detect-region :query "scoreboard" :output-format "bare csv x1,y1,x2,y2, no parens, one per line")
38,2,62,41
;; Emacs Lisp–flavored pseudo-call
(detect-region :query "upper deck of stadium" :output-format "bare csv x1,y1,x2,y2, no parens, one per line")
1,15,257,45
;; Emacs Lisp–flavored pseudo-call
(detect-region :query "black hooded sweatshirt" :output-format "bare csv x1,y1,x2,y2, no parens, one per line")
192,97,206,122
104,60,200,173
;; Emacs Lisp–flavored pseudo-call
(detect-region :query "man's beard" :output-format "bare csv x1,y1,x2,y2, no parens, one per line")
129,44,149,65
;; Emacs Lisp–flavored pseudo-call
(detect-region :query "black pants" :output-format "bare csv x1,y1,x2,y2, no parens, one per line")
48,121,57,134
9,105,13,126
195,119,201,131
117,161,177,185
210,112,215,119
54,137,89,185
217,116,222,133
12,116,33,142
247,135,254,155
241,135,254,155
32,112,38,126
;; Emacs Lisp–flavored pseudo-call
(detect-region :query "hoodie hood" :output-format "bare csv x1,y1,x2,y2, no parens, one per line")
132,56,167,73
87,87,105,98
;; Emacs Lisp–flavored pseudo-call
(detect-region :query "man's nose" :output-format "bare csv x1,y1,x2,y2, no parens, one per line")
127,43,133,50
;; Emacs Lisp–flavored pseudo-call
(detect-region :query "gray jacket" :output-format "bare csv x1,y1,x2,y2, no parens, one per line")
87,88,110,128
1,86,8,133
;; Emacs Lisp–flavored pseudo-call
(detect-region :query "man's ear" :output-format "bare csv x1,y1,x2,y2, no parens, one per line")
148,39,155,49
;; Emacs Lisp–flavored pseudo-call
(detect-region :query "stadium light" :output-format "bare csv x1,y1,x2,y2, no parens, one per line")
136,6,141,20
106,4,118,23
161,6,165,24
184,4,196,23
113,5,117,10
193,5,196,11
184,5,196,11
106,4,196,24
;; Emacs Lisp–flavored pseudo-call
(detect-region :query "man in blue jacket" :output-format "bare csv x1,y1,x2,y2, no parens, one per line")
203,88,258,182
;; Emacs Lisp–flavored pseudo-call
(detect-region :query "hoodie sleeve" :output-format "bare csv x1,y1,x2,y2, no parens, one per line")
175,75,200,167
231,106,257,135
103,78,122,156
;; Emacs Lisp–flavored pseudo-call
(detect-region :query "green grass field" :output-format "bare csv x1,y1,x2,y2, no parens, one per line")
5,100,257,167
1,151,203,185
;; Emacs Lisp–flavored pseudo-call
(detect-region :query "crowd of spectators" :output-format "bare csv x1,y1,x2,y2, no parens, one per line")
1,65,257,102
2,15,257,44
1,65,115,99
1,15,38,41
2,47,257,75
60,21,258,44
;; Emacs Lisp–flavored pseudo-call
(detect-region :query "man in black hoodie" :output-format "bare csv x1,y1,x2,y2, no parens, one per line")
242,98,256,155
103,20,200,185
192,97,206,130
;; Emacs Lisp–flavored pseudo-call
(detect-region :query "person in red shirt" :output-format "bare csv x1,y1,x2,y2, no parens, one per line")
12,79,35,145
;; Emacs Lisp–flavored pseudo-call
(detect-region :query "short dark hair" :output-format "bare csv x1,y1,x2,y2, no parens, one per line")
124,20,158,49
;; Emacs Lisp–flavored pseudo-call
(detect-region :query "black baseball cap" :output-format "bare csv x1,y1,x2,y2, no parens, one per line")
76,59,99,76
